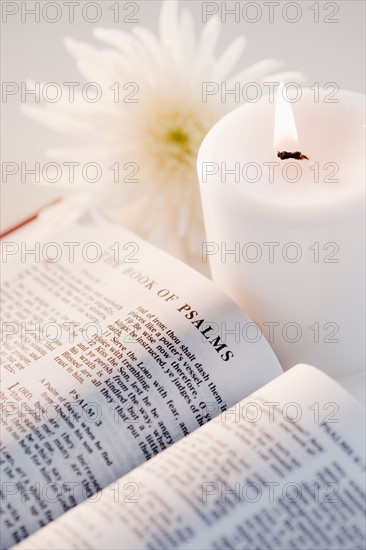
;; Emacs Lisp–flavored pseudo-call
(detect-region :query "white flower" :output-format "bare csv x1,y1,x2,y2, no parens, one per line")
22,0,301,267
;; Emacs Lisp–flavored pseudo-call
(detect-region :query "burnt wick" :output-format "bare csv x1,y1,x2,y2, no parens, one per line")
277,151,310,161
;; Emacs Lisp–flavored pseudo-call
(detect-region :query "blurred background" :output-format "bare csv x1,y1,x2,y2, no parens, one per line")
1,0,365,231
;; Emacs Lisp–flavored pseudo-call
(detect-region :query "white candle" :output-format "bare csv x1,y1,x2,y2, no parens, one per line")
198,88,365,376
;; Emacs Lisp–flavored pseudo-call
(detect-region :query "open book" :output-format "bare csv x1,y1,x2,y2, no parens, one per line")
1,201,365,550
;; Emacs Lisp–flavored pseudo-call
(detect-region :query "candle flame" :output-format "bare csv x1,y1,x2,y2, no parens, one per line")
273,85,298,149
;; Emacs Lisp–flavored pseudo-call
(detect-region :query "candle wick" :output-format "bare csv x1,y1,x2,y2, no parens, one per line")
277,151,310,161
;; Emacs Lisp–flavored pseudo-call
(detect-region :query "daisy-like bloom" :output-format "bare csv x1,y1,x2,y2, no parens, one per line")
22,0,301,269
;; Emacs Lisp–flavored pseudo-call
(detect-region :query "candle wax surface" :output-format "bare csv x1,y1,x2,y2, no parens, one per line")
199,89,365,210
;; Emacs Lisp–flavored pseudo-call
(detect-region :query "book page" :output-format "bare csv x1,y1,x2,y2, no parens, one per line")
0,200,281,548
14,365,366,550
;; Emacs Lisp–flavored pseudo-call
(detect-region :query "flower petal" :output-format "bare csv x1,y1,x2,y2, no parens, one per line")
228,59,283,86
159,0,178,50
194,15,221,76
213,36,246,81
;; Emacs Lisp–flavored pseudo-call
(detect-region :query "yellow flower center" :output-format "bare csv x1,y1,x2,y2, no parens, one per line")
165,127,192,160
